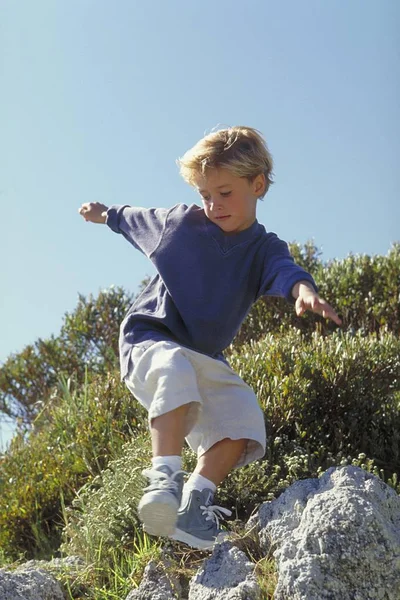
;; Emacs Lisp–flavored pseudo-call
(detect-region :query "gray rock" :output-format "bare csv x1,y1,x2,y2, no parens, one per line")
256,466,400,600
0,566,65,600
125,559,181,599
188,541,261,599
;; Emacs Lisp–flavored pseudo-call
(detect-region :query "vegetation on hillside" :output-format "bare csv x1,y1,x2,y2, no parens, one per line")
0,242,399,598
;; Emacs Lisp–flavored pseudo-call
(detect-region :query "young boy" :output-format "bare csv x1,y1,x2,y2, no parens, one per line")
78,126,341,550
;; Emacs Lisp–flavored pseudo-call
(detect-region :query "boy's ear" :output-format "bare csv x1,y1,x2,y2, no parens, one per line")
253,173,266,196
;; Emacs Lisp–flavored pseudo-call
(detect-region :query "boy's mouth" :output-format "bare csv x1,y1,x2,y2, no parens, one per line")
215,215,231,220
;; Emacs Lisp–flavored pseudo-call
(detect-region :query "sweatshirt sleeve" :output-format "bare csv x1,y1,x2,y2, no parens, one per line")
106,204,170,257
258,233,318,303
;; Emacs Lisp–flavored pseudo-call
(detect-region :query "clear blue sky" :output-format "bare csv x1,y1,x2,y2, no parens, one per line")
1,0,399,449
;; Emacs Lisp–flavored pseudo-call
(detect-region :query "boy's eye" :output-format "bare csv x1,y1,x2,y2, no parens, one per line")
221,191,231,197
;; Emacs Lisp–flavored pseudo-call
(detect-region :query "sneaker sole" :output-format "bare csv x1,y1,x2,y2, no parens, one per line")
170,528,217,550
138,493,179,537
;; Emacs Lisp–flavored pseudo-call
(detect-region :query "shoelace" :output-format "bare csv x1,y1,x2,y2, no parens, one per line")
142,468,188,493
200,503,232,529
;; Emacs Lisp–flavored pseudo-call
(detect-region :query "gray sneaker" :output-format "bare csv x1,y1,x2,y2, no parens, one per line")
138,465,186,537
170,488,232,550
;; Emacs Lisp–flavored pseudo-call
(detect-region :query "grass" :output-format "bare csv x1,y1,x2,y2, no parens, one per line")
254,556,279,599
58,525,279,599
58,531,161,599
228,523,278,598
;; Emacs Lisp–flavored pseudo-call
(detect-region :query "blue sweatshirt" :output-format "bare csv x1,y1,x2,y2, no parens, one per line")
106,203,317,380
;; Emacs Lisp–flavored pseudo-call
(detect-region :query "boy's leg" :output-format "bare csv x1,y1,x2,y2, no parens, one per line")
170,437,248,550
150,404,190,456
124,342,203,538
138,405,191,537
168,348,266,550
193,437,247,486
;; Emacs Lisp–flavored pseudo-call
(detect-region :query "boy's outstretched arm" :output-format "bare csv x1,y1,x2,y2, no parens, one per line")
78,202,109,224
292,281,342,326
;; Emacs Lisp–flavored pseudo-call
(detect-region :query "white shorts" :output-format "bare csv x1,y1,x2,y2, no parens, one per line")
124,340,266,468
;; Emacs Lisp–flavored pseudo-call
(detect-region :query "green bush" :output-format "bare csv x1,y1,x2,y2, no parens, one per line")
0,431,85,560
317,244,400,333
234,243,400,346
62,328,400,553
1,328,399,563
231,328,400,479
218,439,399,522
0,286,133,423
214,328,400,519
62,434,152,560
0,370,146,561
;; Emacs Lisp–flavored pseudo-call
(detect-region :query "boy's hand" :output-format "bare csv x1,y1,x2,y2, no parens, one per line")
292,281,342,326
78,202,109,224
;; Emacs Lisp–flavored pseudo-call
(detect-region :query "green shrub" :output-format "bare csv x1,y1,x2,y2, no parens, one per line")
0,286,133,423
62,434,152,560
62,329,400,551
218,438,399,522
317,244,400,333
2,327,399,563
0,370,146,561
234,243,400,347
229,328,400,495
0,431,85,561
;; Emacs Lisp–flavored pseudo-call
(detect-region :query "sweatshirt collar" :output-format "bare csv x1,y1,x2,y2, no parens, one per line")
205,215,261,252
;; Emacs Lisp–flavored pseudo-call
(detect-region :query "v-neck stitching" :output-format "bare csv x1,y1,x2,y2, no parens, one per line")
204,216,260,255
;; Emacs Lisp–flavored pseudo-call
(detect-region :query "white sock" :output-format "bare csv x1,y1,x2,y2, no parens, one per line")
152,455,182,473
181,472,217,508
184,472,217,493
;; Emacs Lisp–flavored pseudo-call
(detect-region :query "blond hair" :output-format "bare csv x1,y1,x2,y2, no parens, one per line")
177,125,274,199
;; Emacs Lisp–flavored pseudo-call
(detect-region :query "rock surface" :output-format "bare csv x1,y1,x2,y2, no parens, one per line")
125,559,181,599
3,467,398,599
256,466,400,600
188,541,261,600
0,565,65,600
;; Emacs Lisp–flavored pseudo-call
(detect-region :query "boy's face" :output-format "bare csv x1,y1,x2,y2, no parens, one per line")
194,168,265,234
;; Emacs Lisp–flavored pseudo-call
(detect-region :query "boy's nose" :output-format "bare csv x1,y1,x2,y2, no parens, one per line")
210,199,223,211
